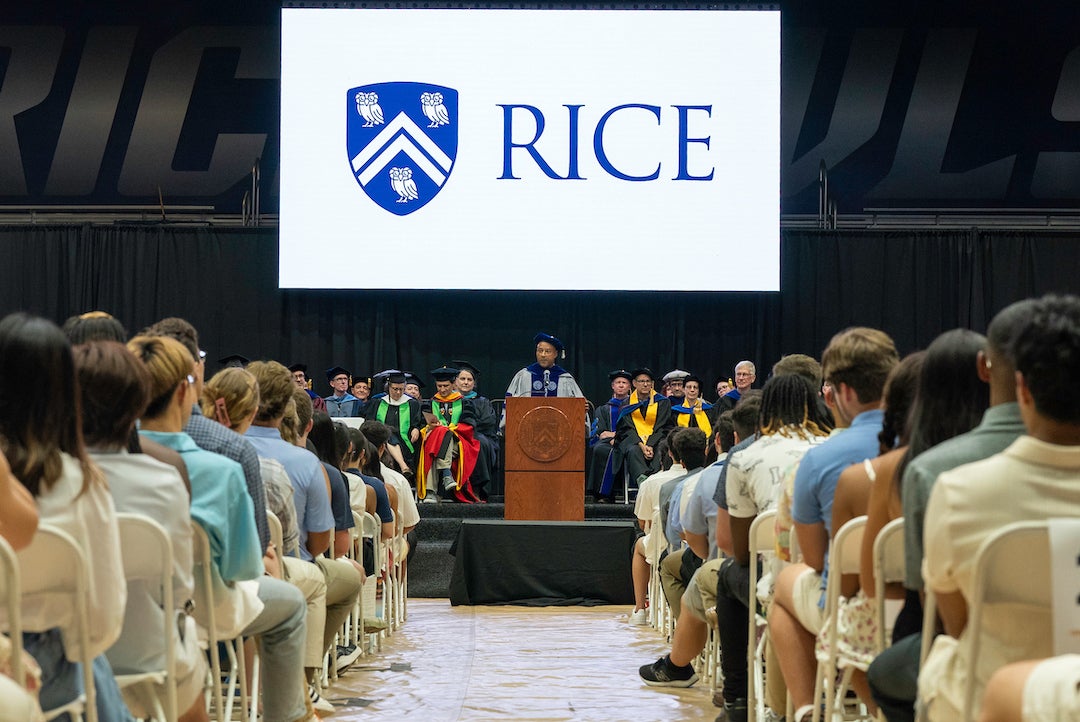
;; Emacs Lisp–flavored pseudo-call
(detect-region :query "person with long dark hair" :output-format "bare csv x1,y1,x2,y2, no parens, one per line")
73,340,211,721
0,313,134,722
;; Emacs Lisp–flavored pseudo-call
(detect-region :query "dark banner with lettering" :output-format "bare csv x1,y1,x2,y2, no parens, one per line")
2,2,1078,213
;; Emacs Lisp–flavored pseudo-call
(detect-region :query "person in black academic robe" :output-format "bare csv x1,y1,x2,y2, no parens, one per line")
670,374,718,438
600,368,674,497
587,369,633,498
363,372,424,473
419,367,482,503
453,361,499,500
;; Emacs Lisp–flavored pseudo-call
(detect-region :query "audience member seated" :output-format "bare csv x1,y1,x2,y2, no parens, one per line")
654,429,707,620
979,655,1080,722
308,409,367,573
673,414,734,569
0,446,44,720
640,375,832,715
142,317,272,566
626,436,680,624
72,340,210,721
61,310,127,344
868,300,1035,722
198,367,334,711
587,370,632,500
662,428,709,602
452,362,499,500
361,420,420,568
918,294,1080,721
768,327,898,722
343,428,395,541
244,360,364,695
600,367,674,501
62,312,194,493
128,337,313,722
419,367,483,502
295,404,364,677
0,313,134,722
814,349,925,713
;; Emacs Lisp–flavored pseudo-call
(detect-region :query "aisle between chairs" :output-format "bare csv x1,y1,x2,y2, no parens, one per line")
317,599,717,721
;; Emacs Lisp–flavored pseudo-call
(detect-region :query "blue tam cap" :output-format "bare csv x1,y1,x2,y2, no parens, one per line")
533,333,564,353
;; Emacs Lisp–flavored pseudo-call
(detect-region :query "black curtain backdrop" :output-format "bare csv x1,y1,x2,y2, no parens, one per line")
1,225,1077,401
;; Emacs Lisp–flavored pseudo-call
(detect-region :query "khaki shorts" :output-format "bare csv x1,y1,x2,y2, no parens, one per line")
1022,654,1080,722
683,558,723,623
791,568,827,635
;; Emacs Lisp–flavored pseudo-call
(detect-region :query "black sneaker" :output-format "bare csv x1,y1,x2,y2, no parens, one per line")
714,698,748,722
638,655,699,687
336,642,362,672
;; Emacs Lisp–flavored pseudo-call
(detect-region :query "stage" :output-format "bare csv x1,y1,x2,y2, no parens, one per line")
408,500,639,604
448,519,638,606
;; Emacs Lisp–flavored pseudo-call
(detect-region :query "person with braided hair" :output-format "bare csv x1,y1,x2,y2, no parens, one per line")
639,373,834,703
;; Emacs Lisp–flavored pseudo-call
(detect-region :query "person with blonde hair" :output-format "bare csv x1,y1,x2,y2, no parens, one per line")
127,336,314,722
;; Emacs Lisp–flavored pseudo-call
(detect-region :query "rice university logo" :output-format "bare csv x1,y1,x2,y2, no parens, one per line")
347,82,458,216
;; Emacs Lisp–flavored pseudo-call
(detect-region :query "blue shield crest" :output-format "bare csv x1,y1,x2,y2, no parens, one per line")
346,82,458,216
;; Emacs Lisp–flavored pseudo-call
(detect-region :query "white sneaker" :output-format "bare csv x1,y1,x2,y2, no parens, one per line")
628,608,648,626
309,685,334,713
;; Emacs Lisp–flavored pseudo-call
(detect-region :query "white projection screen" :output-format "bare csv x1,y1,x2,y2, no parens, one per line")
279,6,780,291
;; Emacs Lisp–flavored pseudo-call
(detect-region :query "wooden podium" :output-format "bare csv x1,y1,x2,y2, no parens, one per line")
503,396,585,521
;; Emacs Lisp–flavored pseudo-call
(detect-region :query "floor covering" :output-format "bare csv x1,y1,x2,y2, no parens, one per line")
318,599,718,721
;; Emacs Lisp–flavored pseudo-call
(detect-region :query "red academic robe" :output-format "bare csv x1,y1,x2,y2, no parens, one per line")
418,393,482,503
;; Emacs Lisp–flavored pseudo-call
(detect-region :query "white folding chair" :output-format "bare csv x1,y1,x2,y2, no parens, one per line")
342,511,363,650
112,513,178,722
0,535,25,692
190,523,251,722
359,512,387,653
961,521,1052,722
18,524,96,722
747,509,777,722
813,515,870,722
872,517,906,653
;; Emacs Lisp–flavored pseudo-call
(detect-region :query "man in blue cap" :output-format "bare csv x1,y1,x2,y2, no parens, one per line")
505,332,585,398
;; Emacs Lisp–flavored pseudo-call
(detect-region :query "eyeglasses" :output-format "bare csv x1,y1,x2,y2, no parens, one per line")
634,378,653,384
735,372,754,378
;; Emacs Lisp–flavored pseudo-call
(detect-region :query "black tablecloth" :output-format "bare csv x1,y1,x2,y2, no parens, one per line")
449,520,638,606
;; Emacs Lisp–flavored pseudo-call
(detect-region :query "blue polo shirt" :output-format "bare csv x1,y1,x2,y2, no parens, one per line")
245,425,334,562
791,408,884,604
